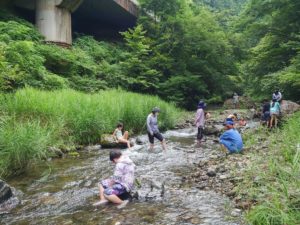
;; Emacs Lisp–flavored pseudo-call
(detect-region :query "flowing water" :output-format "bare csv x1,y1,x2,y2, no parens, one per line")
0,128,244,225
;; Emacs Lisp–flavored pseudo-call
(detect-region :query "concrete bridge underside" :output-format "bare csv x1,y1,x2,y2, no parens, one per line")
12,0,138,45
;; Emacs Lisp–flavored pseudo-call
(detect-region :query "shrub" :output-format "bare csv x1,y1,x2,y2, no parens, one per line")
0,13,43,43
0,43,25,91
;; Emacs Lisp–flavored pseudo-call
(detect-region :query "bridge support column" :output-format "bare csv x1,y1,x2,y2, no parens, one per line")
36,0,72,45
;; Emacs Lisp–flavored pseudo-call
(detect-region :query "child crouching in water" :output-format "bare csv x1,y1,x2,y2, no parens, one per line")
94,150,135,208
113,123,131,149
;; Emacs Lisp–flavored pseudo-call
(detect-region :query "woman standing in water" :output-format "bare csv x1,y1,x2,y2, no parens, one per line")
195,100,207,146
146,107,166,151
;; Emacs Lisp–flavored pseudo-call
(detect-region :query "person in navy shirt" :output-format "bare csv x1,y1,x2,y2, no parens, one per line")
220,119,243,153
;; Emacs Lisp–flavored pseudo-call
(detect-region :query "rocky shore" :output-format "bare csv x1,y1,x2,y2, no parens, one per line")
179,101,300,212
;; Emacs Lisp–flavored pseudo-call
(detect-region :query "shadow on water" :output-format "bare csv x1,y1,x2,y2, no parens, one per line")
1,128,242,225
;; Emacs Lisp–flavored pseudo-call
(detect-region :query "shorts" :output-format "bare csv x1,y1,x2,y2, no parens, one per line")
262,111,270,121
101,179,127,196
270,111,279,116
197,127,204,140
148,132,164,144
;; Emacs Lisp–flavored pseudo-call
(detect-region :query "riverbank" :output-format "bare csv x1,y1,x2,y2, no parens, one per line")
0,88,183,178
187,111,300,225
1,127,245,224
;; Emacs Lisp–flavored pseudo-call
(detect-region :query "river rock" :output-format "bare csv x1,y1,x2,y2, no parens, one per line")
136,137,146,145
0,180,13,204
207,168,216,177
219,174,229,180
231,208,242,217
100,134,127,148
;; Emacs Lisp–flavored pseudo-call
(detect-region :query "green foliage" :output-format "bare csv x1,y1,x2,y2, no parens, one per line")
121,25,162,93
0,7,242,108
0,43,25,91
0,10,43,43
0,88,182,177
138,0,239,107
5,41,47,85
159,75,208,109
0,21,42,43
239,112,300,225
234,0,300,101
194,0,248,12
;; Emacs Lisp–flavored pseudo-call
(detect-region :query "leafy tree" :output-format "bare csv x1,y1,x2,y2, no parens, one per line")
121,25,162,93
235,0,300,100
138,0,238,107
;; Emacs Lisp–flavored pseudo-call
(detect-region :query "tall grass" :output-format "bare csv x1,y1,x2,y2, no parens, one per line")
0,116,63,177
0,88,183,177
239,112,300,225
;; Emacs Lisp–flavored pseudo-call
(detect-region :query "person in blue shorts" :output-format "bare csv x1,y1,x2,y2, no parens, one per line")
220,120,243,153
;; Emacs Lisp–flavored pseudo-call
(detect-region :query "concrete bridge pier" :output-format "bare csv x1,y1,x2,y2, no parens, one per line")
35,0,72,45
13,0,138,45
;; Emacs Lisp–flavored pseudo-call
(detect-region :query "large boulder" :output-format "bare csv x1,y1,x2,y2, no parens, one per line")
280,100,300,115
100,134,133,148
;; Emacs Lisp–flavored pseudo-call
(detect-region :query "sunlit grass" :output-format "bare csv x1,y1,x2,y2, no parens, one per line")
236,112,300,225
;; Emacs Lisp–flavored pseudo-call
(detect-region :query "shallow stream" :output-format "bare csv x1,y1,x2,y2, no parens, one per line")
1,128,243,225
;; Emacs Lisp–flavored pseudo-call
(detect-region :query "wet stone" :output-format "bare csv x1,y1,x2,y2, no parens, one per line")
196,184,206,190
200,175,209,181
231,208,242,217
83,180,92,187
219,175,229,180
136,137,146,145
186,149,196,153
207,168,217,177
84,145,101,151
